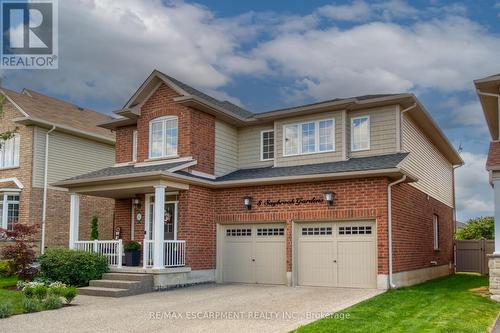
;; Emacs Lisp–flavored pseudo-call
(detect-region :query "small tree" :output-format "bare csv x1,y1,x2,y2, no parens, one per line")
0,223,39,280
90,215,99,240
456,216,494,240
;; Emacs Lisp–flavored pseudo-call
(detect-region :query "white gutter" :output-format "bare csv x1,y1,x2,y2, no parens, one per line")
387,175,407,289
477,89,500,140
40,125,56,254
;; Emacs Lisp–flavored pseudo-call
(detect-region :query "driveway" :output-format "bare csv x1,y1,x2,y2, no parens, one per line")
2,283,383,333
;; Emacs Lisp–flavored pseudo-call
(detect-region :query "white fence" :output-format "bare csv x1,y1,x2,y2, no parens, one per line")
74,240,123,267
164,240,186,267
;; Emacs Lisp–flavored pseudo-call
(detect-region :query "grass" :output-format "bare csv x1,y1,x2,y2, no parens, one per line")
294,274,500,333
0,276,23,315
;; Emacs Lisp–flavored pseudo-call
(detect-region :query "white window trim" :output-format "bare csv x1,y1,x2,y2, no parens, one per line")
282,118,336,157
433,215,439,250
0,133,20,170
260,129,275,161
148,116,178,159
132,130,138,162
0,192,20,230
350,115,371,152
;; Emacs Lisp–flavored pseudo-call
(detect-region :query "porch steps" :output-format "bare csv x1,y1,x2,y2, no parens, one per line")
78,273,153,298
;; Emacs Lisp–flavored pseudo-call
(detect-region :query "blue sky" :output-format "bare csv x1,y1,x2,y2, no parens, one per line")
2,0,500,221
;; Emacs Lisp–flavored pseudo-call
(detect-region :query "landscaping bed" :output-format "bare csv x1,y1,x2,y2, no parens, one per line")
294,274,500,333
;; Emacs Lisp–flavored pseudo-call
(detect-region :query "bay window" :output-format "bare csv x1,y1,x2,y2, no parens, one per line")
0,134,20,169
0,194,20,231
149,116,178,159
283,119,335,156
351,116,370,151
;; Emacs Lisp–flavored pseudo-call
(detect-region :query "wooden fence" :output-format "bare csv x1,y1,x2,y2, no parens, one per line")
455,239,494,275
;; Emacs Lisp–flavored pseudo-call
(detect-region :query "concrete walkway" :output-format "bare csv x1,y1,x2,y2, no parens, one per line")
2,283,383,333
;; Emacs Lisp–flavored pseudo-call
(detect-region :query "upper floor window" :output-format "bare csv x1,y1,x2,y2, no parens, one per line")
261,130,274,161
283,119,335,156
0,134,20,169
351,116,370,151
132,130,137,161
0,193,19,231
433,215,439,250
149,116,178,159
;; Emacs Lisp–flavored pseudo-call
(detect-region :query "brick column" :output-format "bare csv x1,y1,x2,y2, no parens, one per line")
489,254,500,301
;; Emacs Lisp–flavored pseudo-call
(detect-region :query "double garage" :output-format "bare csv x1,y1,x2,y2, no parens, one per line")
218,220,377,289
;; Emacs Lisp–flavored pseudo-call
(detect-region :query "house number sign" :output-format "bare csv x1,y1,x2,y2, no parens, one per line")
257,197,324,207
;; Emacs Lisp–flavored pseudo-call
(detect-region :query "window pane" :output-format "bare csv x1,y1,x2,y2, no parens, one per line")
150,122,164,158
285,125,299,155
319,120,334,151
165,119,178,156
262,131,274,160
352,117,369,151
301,122,316,153
7,200,19,231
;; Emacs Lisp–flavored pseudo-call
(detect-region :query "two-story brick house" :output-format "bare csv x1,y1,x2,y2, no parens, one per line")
0,88,116,253
56,70,462,292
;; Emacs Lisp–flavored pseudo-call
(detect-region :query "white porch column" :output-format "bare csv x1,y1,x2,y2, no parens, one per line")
153,185,166,269
494,180,500,254
69,193,80,249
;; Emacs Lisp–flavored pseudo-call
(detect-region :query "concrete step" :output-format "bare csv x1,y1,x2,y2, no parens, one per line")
102,272,153,282
78,286,132,298
89,279,144,290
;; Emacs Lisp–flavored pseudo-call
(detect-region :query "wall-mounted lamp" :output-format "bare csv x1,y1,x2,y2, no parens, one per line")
323,191,334,206
132,198,141,209
243,196,252,210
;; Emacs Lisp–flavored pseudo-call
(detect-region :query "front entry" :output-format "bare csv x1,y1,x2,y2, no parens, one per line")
145,194,178,242
219,223,286,285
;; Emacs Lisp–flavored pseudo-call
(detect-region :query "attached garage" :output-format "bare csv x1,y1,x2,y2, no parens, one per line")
296,221,377,289
219,223,287,285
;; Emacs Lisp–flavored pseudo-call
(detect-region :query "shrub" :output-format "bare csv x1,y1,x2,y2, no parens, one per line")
32,284,48,300
0,224,38,279
62,287,77,304
90,215,99,240
39,249,108,287
21,297,41,313
42,295,62,310
18,266,39,281
124,241,141,252
456,216,494,240
0,302,13,318
0,260,11,277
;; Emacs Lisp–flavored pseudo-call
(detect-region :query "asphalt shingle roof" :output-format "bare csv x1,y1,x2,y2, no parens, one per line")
66,161,190,181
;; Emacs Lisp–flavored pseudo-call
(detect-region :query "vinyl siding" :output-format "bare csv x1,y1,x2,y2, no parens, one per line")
238,124,274,169
275,111,344,167
400,113,454,207
32,127,115,188
214,120,238,176
348,106,398,158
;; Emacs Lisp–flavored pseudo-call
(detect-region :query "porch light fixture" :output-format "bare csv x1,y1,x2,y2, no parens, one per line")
323,191,334,206
243,196,252,210
132,198,141,209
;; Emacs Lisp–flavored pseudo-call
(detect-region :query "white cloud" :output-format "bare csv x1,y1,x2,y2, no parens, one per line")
441,98,488,129
319,1,372,22
455,151,493,221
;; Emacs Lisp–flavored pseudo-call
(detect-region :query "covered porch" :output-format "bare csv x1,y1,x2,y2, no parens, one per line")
66,175,190,270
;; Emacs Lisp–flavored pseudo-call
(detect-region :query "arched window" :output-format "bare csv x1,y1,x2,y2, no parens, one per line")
149,116,178,159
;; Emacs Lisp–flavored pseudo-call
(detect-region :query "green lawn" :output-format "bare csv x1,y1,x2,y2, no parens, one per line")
0,277,23,315
294,274,500,333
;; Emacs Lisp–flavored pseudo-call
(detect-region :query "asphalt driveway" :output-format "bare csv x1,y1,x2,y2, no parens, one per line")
2,283,383,333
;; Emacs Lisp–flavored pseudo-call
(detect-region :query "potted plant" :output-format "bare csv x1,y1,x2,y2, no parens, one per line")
123,241,141,266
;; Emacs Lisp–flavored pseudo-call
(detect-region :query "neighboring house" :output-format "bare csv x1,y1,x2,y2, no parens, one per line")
475,73,500,301
456,221,466,230
0,88,116,253
56,70,462,291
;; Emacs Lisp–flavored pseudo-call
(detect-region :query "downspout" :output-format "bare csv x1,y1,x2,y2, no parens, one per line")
40,125,56,254
388,175,406,289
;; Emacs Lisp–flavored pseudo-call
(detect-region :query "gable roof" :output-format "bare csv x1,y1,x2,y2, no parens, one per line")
474,74,500,140
1,88,115,143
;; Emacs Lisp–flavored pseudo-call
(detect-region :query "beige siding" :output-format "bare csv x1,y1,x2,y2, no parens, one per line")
214,120,238,176
238,124,274,169
275,111,344,167
32,127,115,188
348,106,398,158
400,114,454,207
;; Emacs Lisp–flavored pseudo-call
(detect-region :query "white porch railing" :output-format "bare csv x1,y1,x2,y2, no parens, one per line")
142,240,186,268
74,240,123,267
164,240,186,267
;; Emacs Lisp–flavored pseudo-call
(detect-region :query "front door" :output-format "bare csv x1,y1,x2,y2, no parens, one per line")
146,195,178,241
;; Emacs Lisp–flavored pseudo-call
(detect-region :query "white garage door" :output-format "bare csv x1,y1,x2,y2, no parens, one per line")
220,224,286,285
297,221,376,288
